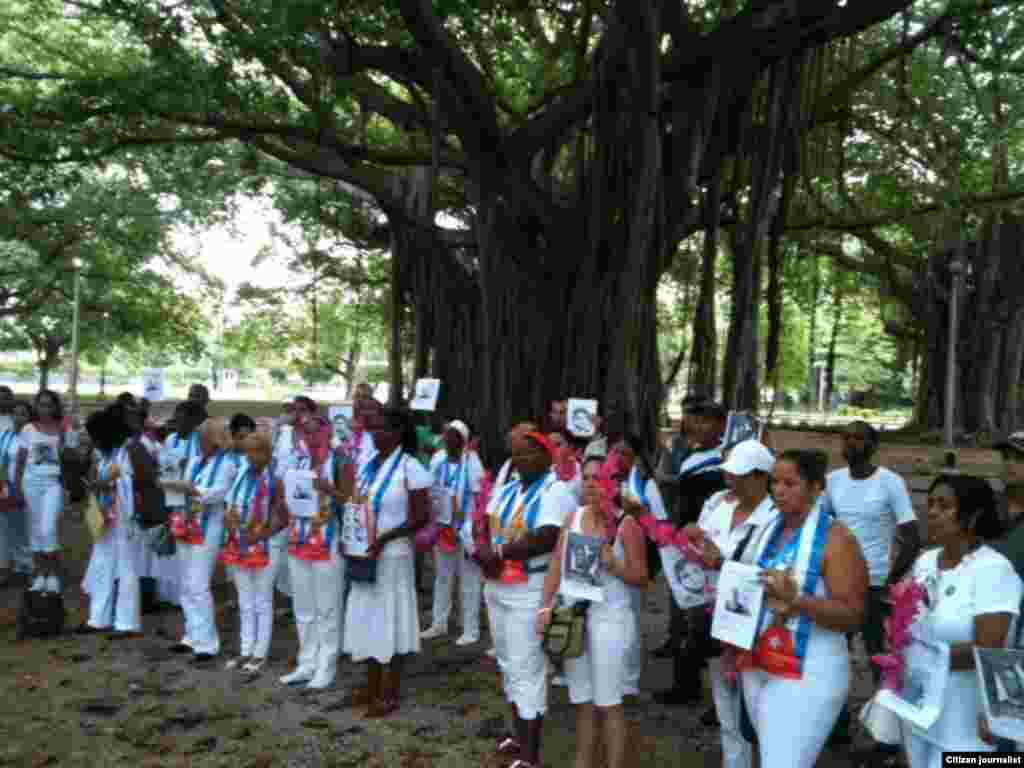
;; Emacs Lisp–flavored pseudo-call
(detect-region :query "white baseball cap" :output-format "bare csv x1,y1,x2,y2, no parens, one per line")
445,420,471,444
721,439,775,476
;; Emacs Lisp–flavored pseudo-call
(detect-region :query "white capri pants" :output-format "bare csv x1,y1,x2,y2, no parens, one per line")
178,511,224,656
741,648,849,768
25,475,63,553
565,613,636,708
484,576,549,720
432,544,483,637
230,531,288,660
288,549,345,678
710,657,753,768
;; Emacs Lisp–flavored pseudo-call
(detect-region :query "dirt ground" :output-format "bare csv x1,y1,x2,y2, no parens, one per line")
0,428,929,768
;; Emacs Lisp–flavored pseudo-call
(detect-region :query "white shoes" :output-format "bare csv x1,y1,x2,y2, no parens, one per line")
243,658,266,675
279,667,315,685
486,647,497,659
552,675,567,687
30,576,45,592
225,656,249,671
307,670,336,690
455,634,479,647
45,575,61,593
420,624,448,640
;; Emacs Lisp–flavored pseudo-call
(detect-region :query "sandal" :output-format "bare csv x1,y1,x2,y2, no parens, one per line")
496,737,521,756
508,760,537,768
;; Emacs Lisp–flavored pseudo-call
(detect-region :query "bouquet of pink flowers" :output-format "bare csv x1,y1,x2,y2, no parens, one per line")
871,578,930,692
471,470,495,557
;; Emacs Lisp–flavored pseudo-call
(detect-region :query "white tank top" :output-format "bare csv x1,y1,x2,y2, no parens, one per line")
569,506,633,618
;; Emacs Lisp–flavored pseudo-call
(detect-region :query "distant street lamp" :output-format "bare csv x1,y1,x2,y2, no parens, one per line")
68,256,83,425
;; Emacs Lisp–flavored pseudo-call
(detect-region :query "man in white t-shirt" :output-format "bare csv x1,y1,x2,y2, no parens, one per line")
826,420,920,752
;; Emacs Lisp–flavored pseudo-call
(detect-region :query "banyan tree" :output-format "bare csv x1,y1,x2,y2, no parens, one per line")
0,0,972,457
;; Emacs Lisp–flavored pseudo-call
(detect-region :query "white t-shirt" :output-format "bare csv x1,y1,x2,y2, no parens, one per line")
698,493,778,589
485,475,576,573
826,466,916,586
20,424,62,478
429,449,485,526
366,448,432,558
909,546,1022,749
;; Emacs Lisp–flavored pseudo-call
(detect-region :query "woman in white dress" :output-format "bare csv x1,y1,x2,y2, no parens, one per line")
683,440,779,768
478,429,576,768
15,389,67,593
539,456,648,768
79,403,145,637
343,407,431,717
221,431,289,676
163,417,238,664
740,449,869,768
422,420,486,645
0,401,32,582
899,474,1022,768
157,400,207,608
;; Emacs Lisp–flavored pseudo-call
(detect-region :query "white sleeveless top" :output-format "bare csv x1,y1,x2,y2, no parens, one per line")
567,507,634,618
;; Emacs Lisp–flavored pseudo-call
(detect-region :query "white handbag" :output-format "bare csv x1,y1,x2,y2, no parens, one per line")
859,693,903,746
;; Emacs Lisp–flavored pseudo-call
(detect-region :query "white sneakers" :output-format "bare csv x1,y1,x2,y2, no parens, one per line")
455,634,479,647
29,575,61,593
486,647,497,659
225,656,249,671
243,659,266,675
307,670,335,690
420,624,448,640
279,667,315,685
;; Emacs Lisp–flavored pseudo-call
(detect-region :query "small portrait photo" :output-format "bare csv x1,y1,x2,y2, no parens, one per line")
724,587,750,616
566,532,602,586
674,559,706,595
411,378,442,412
978,648,1024,719
33,442,57,466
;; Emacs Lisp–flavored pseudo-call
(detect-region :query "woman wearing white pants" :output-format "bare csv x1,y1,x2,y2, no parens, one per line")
278,441,348,690
0,402,32,580
422,420,485,645
157,401,206,608
478,429,576,768
80,404,145,636
739,450,868,768
222,432,289,675
539,457,649,768
164,418,238,664
683,440,779,768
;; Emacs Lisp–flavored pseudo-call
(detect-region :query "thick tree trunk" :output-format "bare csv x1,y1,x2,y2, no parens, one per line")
918,219,1024,436
387,227,404,407
824,281,844,412
689,183,720,400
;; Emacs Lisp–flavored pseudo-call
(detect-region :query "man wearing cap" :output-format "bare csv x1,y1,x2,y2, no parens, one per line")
655,400,727,707
422,420,486,644
479,428,576,768
689,439,778,768
825,419,919,752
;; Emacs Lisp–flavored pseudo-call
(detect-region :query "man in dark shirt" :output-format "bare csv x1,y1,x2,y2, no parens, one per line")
654,400,727,707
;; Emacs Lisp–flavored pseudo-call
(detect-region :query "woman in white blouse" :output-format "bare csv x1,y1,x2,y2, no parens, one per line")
343,407,431,717
899,474,1022,768
539,456,648,768
162,417,238,664
422,420,486,644
0,401,32,582
684,440,779,768
15,390,68,593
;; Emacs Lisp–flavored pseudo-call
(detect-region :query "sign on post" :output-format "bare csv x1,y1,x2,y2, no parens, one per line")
142,368,165,402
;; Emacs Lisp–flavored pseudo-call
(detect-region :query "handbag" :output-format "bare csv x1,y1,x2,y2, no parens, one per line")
541,597,589,661
345,555,377,584
859,693,902,745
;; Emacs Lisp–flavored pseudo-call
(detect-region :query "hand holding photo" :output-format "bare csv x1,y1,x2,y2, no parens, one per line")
285,469,318,519
975,647,1024,742
711,561,765,650
560,531,605,603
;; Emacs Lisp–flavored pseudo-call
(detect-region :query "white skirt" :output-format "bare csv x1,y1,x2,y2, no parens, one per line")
24,474,63,553
343,553,420,664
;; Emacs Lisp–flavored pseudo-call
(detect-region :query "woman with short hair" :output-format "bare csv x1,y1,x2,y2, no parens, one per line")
16,389,68,593
422,420,486,644
163,417,239,663
343,406,431,716
899,474,1022,767
740,449,869,768
222,432,289,675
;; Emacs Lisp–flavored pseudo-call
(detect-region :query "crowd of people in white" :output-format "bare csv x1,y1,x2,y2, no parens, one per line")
1,382,1023,768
